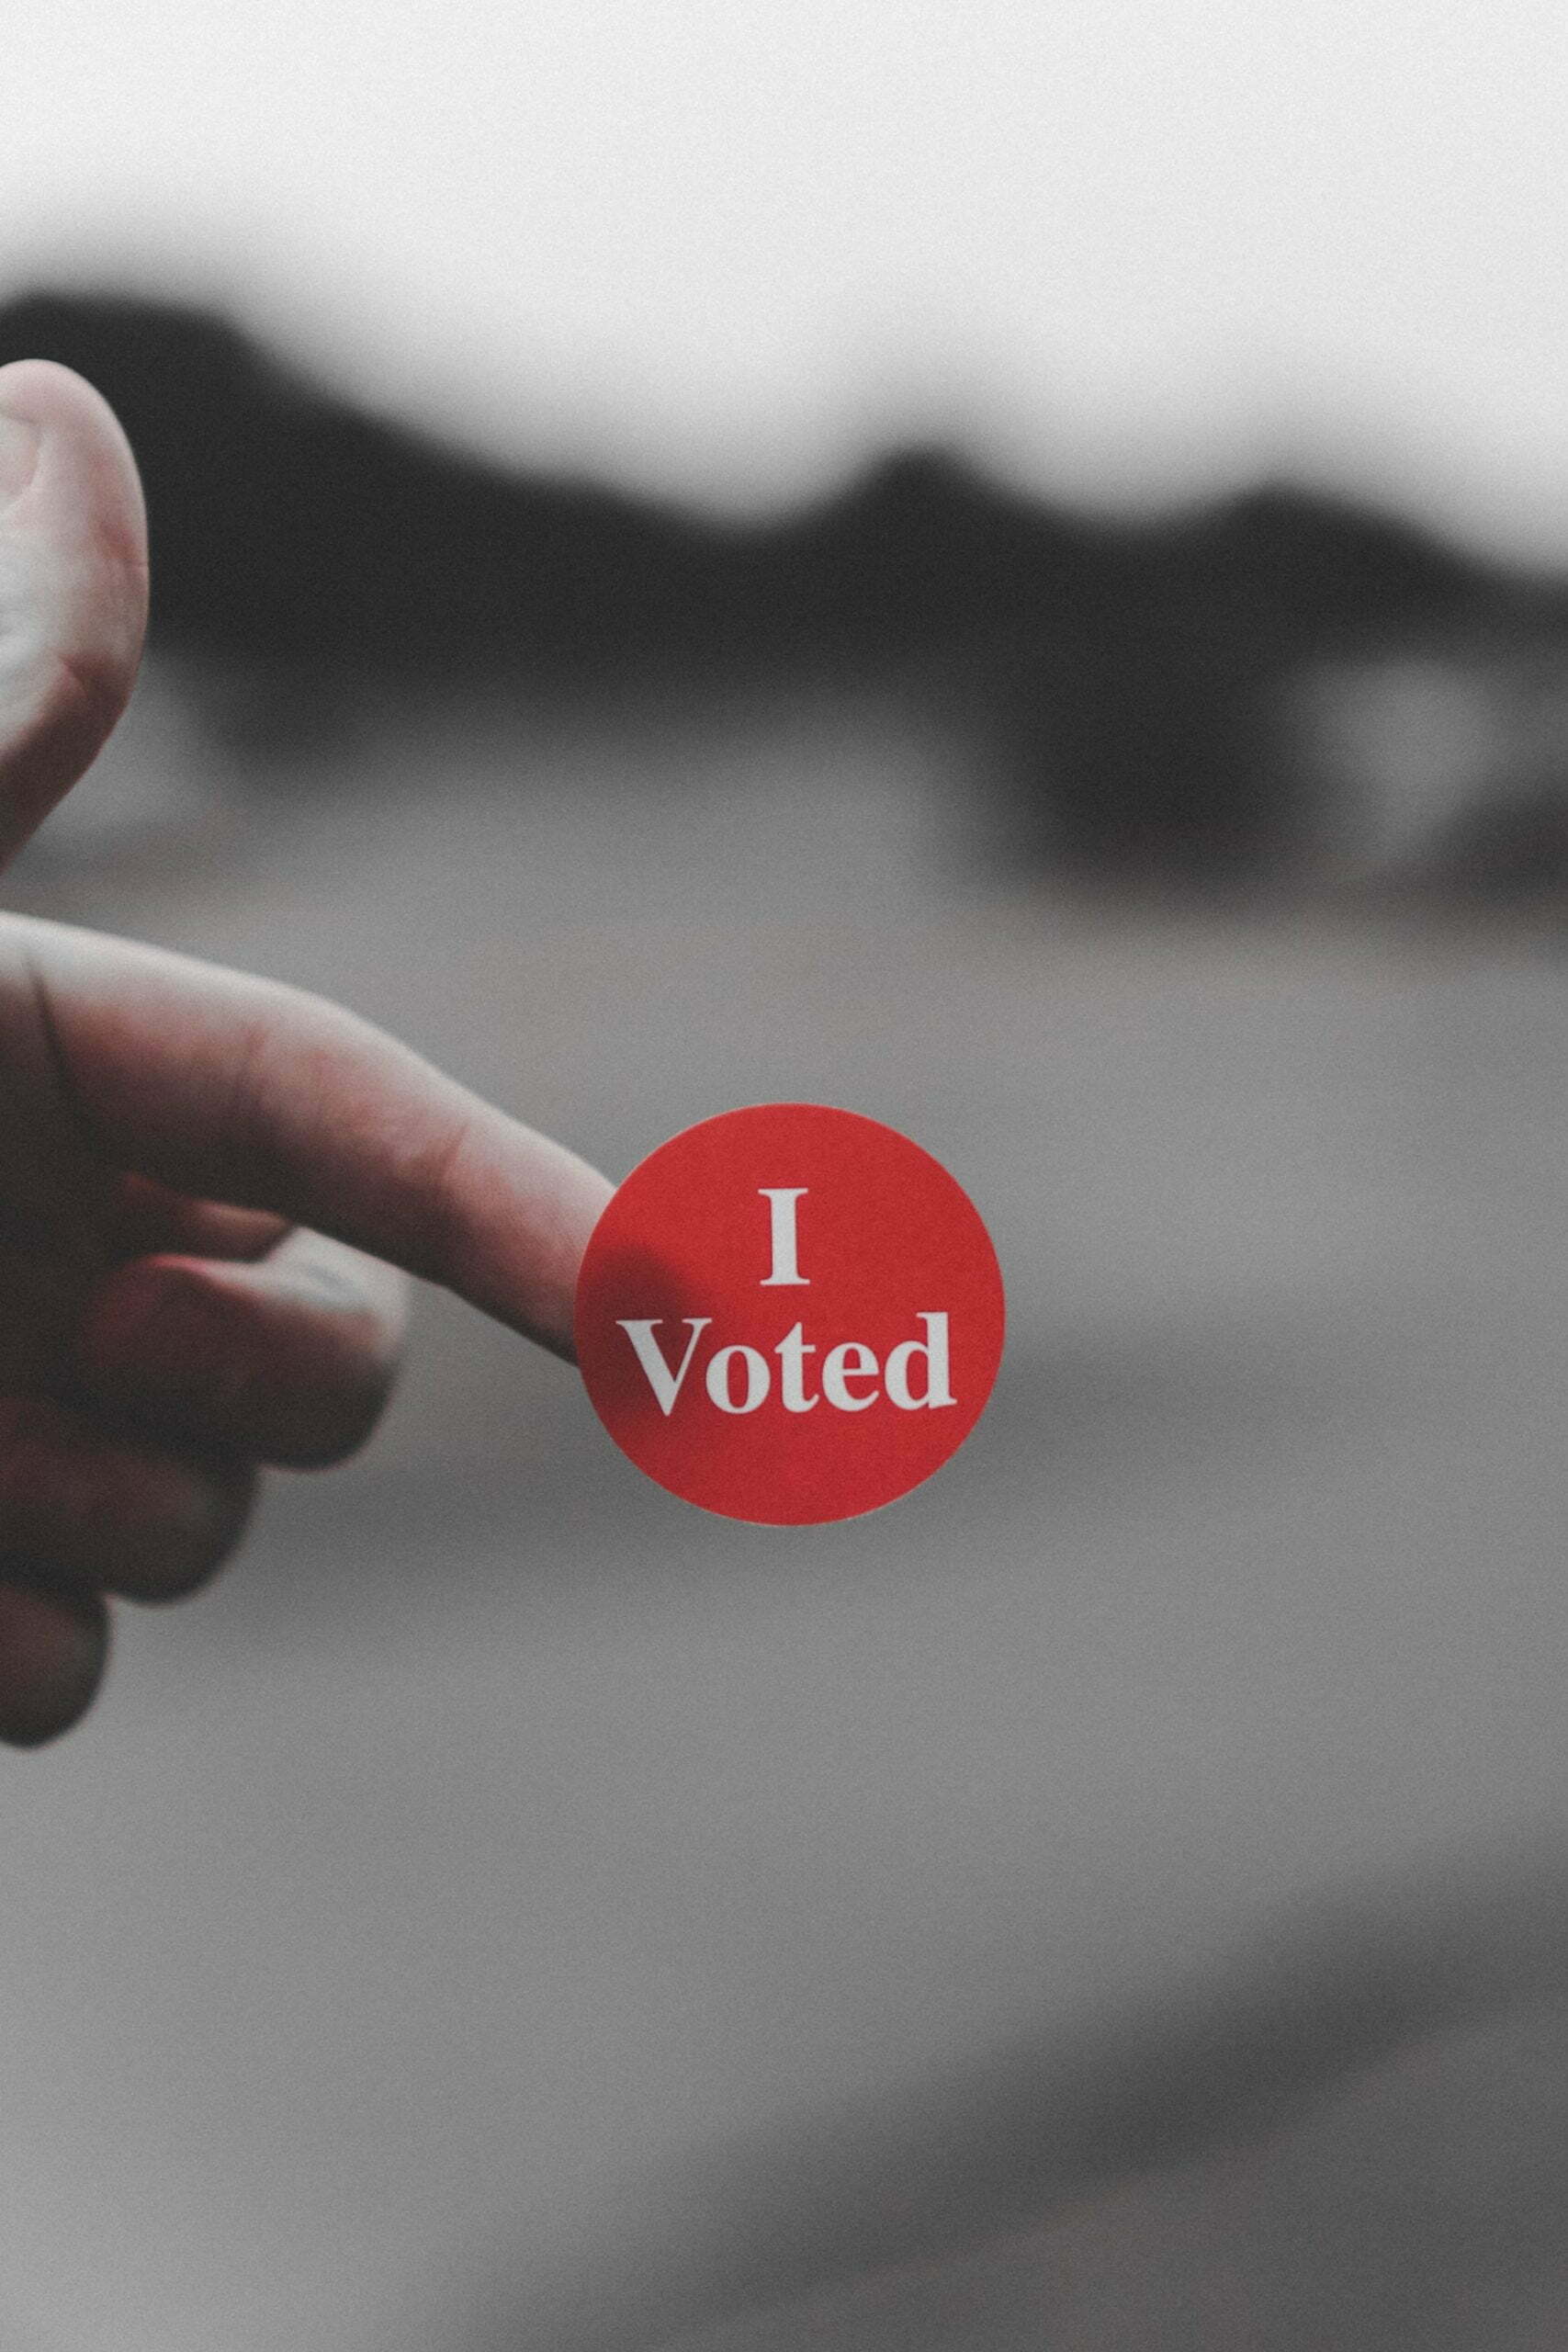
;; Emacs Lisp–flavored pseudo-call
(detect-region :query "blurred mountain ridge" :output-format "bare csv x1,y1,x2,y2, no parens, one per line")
3,286,1567,890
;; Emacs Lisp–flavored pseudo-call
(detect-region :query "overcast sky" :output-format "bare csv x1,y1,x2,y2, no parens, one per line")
4,0,1566,549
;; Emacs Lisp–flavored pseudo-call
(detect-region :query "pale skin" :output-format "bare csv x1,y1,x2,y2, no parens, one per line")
0,357,614,1746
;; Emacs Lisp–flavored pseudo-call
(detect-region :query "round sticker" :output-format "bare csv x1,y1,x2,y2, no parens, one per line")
575,1102,1005,1524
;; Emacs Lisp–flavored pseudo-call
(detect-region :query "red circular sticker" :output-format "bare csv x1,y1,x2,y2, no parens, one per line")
575,1103,1005,1524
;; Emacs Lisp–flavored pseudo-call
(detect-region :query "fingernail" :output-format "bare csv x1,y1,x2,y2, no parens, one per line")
0,408,41,503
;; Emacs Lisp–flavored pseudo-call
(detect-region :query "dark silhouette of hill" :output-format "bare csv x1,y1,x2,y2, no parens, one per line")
0,287,1557,883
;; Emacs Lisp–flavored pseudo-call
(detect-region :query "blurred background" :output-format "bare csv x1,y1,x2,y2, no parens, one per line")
4,3,1568,2347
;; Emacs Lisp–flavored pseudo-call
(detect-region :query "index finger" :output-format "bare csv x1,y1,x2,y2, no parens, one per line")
11,917,613,1360
0,359,147,868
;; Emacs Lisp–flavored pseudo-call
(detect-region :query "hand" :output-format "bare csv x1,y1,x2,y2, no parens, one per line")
0,360,613,1745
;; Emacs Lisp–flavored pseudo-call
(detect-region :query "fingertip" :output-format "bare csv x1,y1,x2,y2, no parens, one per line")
444,1118,614,1362
0,1578,108,1747
107,1453,257,1605
0,357,148,865
0,357,146,557
80,1239,409,1469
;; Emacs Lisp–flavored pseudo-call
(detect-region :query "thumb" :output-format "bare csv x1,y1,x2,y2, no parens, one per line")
0,359,148,869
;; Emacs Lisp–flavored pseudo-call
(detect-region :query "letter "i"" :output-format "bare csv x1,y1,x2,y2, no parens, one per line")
759,1188,808,1286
